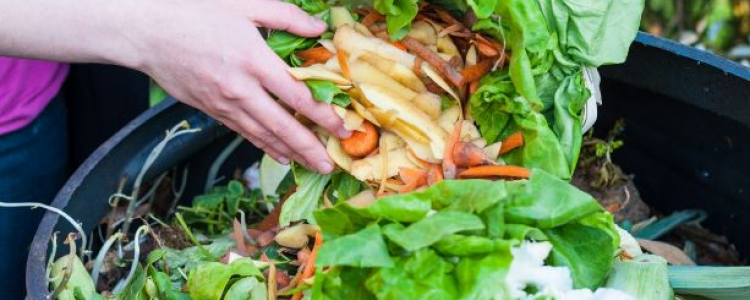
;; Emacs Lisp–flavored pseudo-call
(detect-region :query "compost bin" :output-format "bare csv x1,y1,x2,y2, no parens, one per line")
26,33,750,299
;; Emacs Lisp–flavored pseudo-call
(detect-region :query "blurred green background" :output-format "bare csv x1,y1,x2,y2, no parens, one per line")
642,0,750,65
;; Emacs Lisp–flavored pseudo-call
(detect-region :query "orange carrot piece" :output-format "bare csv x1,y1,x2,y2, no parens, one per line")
413,56,424,76
337,50,351,80
458,165,531,180
499,131,524,155
361,10,384,27
292,232,323,300
453,141,494,168
401,37,466,87
461,59,494,83
296,46,334,62
392,42,408,51
476,41,499,57
443,121,462,179
341,121,379,158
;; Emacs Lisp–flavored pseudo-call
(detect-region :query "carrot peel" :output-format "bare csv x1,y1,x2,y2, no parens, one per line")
458,165,531,180
291,232,323,300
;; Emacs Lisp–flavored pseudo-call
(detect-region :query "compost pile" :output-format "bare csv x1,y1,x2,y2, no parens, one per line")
40,1,735,300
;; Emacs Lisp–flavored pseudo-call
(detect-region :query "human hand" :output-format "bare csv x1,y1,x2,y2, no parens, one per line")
131,0,350,173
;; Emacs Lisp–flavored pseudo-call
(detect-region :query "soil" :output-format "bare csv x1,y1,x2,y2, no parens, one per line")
573,134,745,266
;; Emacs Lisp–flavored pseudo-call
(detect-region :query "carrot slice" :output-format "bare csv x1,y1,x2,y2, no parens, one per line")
461,59,494,83
341,121,379,158
292,232,323,300
361,10,384,27
499,132,524,155
442,121,462,179
296,46,334,62
401,37,465,87
453,141,493,168
458,165,531,180
337,50,351,80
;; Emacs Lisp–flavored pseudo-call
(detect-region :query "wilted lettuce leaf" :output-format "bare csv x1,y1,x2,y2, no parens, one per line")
505,169,602,228
305,80,352,107
365,249,458,300
187,259,264,300
383,211,485,251
544,222,616,289
316,224,395,268
280,166,331,226
50,253,100,300
537,0,644,66
373,0,420,40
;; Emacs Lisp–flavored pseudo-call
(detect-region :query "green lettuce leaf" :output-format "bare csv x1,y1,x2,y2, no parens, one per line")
328,172,366,202
544,223,616,289
267,31,317,63
224,277,267,300
305,80,352,107
433,234,515,256
312,267,376,300
470,72,571,178
314,202,378,237
383,211,485,251
285,0,329,14
373,0,420,40
455,251,513,300
316,224,395,268
537,0,644,66
187,259,264,300
505,169,602,228
280,166,332,226
365,249,458,300
467,0,499,18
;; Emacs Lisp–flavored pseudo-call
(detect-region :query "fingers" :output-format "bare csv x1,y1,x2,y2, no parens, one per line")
237,81,335,174
250,42,351,139
249,0,328,37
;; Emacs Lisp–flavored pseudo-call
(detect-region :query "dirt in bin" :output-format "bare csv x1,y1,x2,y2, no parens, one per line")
573,130,745,266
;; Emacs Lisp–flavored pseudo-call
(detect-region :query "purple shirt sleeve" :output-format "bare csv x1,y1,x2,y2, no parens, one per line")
0,57,69,135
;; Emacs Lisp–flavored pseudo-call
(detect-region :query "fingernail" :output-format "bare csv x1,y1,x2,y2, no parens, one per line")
338,128,352,139
276,156,290,165
317,161,333,173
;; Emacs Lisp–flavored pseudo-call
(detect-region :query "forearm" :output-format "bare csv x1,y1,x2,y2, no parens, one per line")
0,0,145,68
